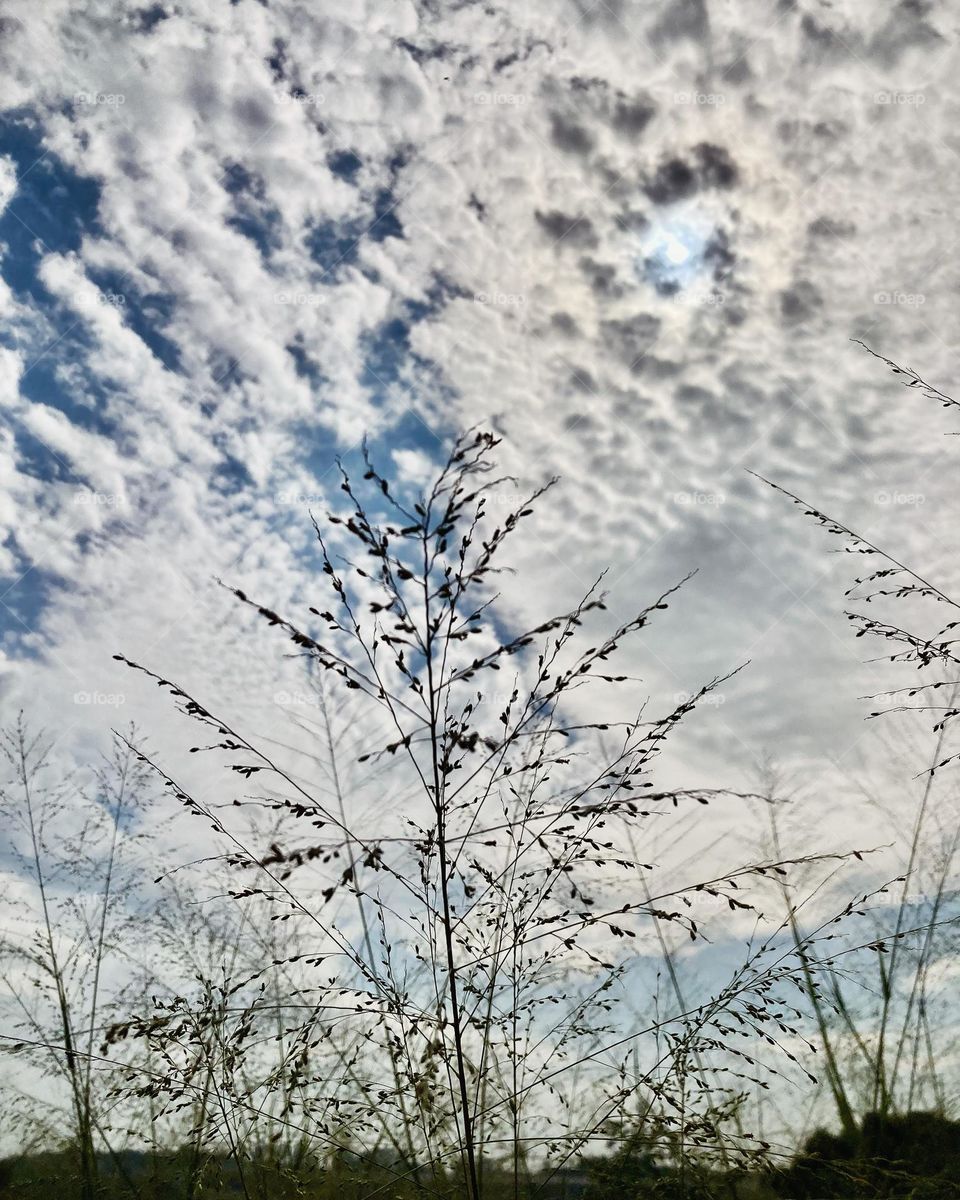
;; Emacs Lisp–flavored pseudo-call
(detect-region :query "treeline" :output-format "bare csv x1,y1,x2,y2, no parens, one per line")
5,1110,960,1200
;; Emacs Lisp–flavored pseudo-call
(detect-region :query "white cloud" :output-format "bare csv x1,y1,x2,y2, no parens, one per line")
0,0,957,900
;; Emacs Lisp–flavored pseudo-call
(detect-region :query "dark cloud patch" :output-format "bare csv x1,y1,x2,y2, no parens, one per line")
18,356,118,441
722,45,753,84
649,0,709,44
568,75,605,93
777,117,848,146
85,270,183,370
695,143,738,189
265,37,286,82
551,312,579,337
209,453,253,496
544,78,653,158
644,144,738,204
845,410,872,442
124,5,168,32
358,281,459,396
615,208,650,234
10,427,89,490
0,557,66,649
779,279,823,324
722,302,748,326
704,228,736,282
564,411,591,431
360,317,413,390
568,366,598,393
600,314,662,370
548,111,594,156
535,209,597,248
205,353,250,396
493,38,551,73
799,12,851,61
395,37,456,65
869,3,944,67
0,120,103,295
306,220,362,275
307,185,403,277
328,149,362,183
233,95,275,134
405,273,465,321
611,95,656,137
570,0,627,25
222,161,256,197
222,162,282,257
645,158,698,205
0,21,26,86
578,257,625,300
377,73,425,116
718,368,767,413
286,341,326,387
631,354,683,381
808,215,856,239
675,383,716,412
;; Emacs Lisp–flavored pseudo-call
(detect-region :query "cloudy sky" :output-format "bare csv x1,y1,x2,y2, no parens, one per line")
1,0,959,860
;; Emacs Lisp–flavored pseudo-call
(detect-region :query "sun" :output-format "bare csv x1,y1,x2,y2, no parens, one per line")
636,201,730,296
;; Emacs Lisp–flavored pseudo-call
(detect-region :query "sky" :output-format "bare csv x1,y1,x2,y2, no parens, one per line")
1,0,960,862
4,0,960,1162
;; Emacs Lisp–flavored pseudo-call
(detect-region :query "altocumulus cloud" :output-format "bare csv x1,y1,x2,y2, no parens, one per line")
0,0,958,858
